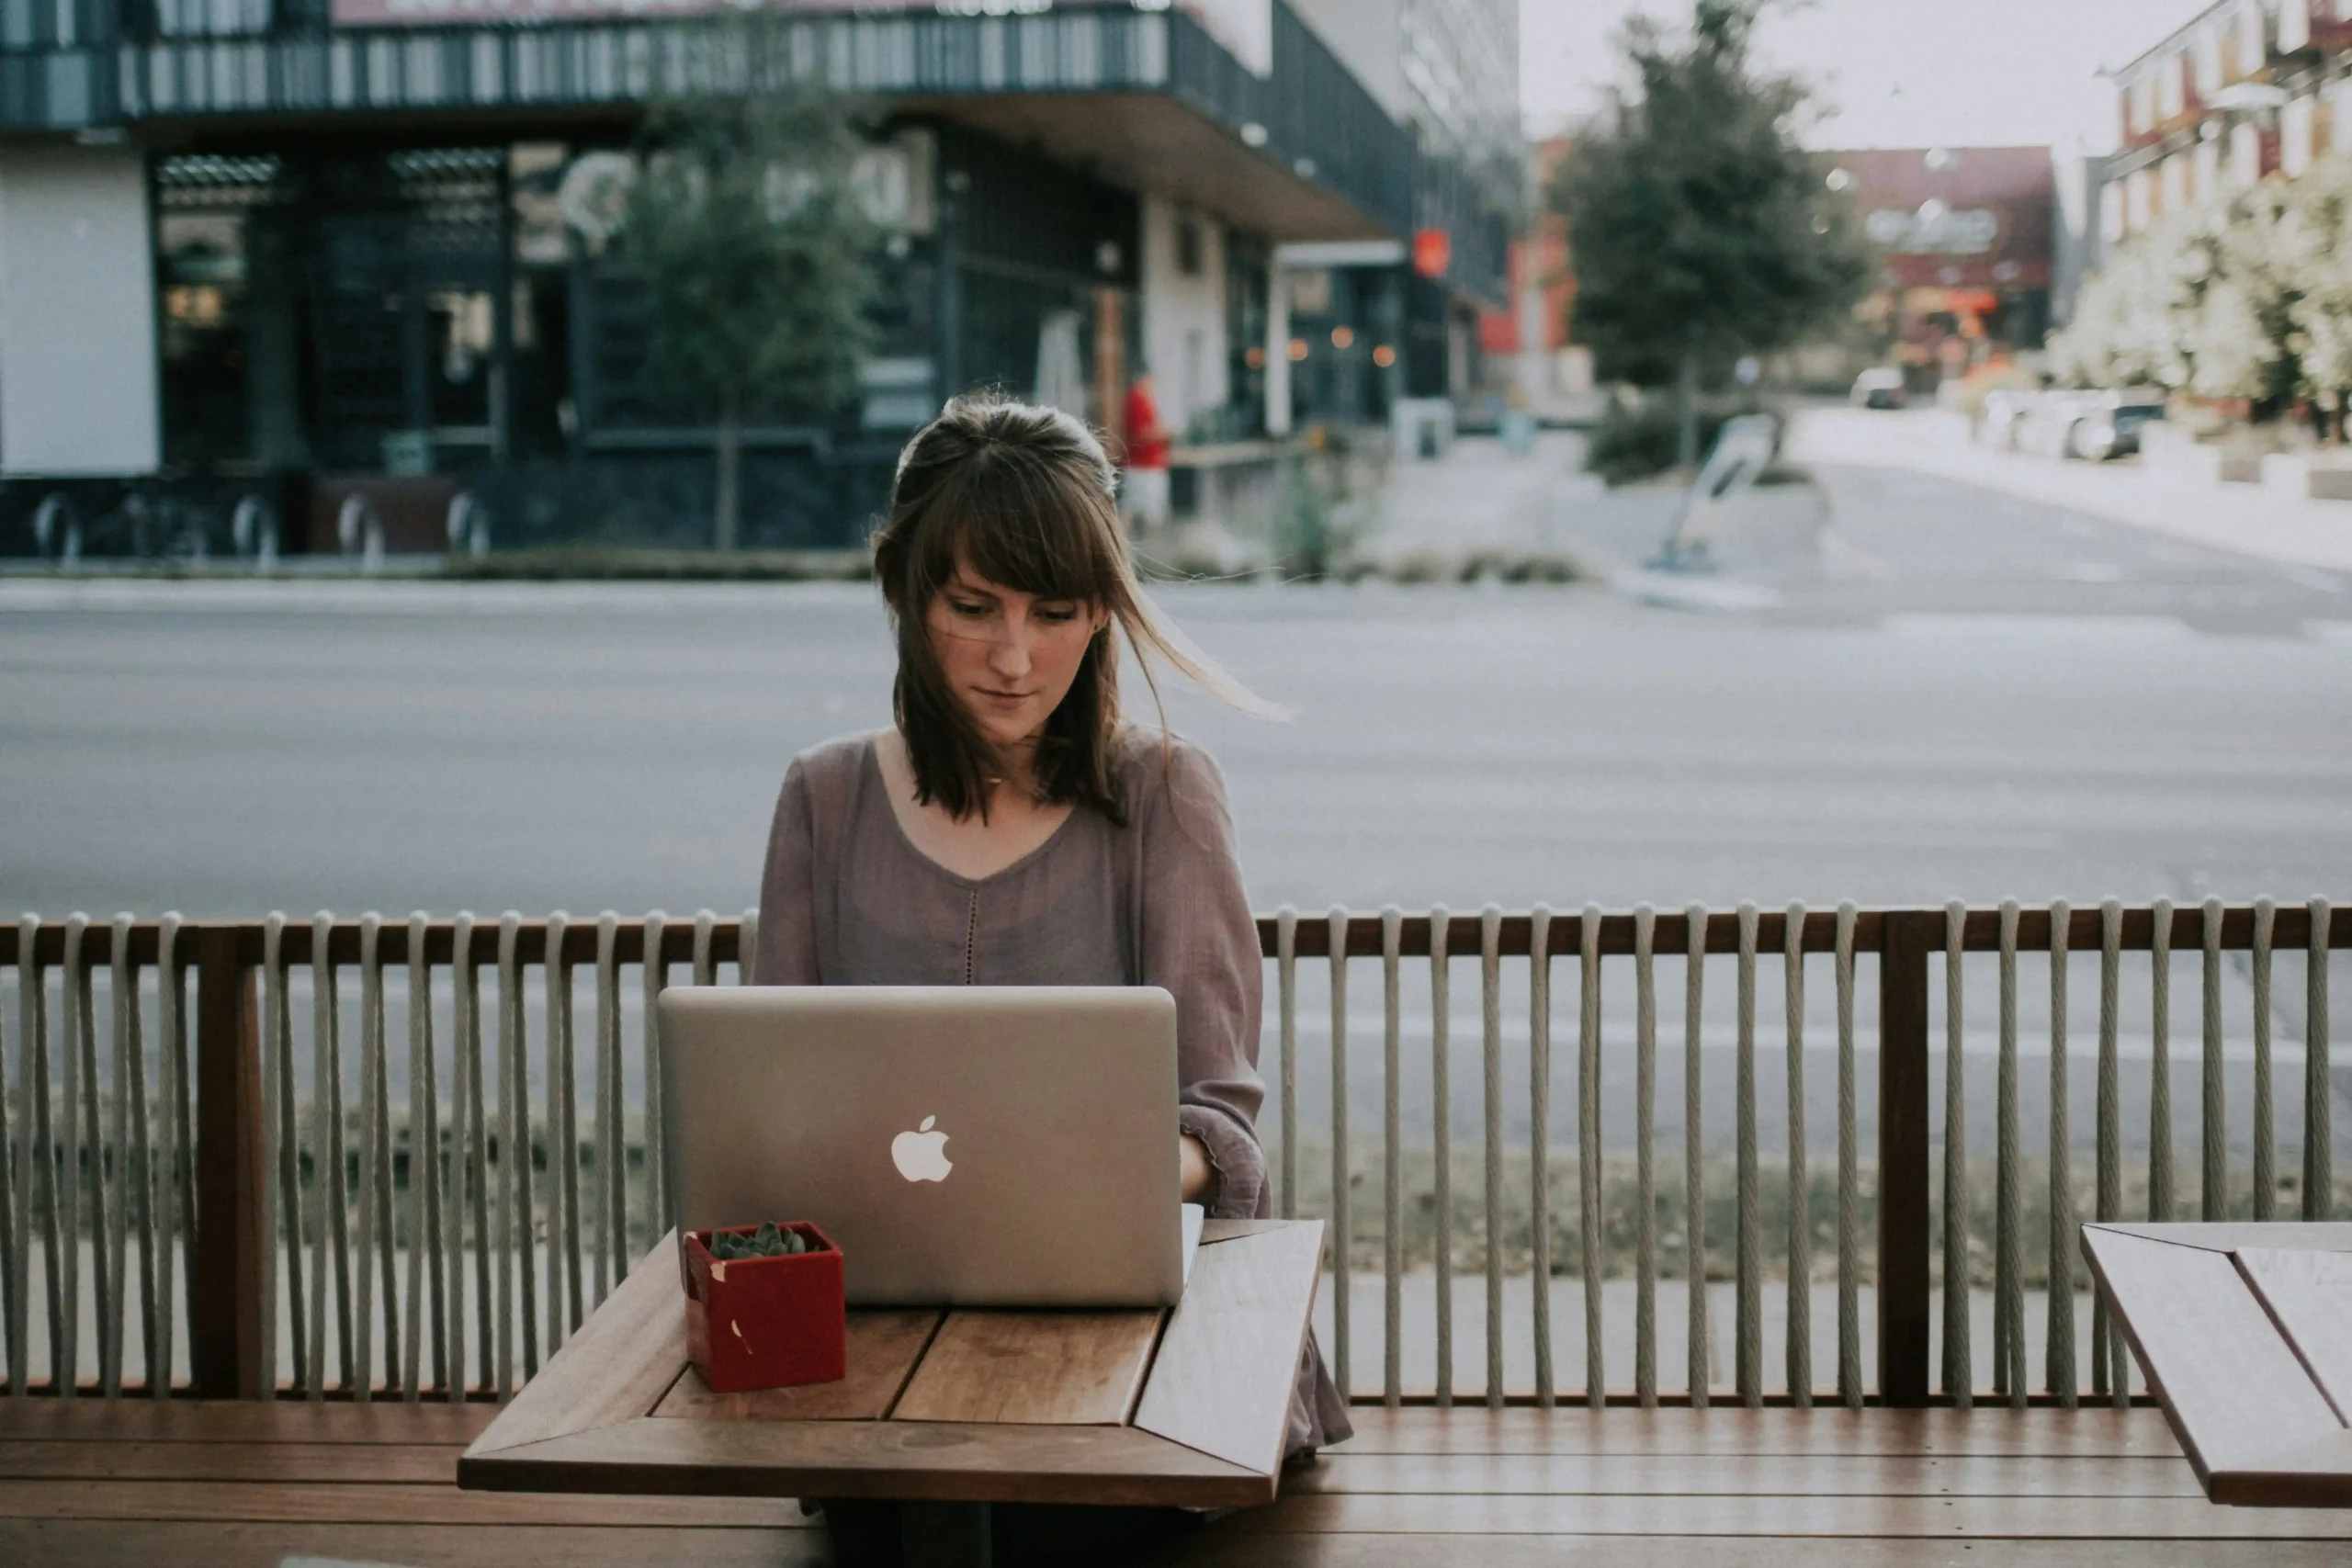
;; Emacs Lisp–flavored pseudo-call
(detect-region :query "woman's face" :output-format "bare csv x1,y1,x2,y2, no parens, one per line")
923,557,1106,751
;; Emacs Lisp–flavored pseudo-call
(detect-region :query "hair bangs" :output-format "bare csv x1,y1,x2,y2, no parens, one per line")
919,444,1122,610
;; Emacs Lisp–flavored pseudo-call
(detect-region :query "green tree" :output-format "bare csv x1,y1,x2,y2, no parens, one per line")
1550,0,1873,466
616,86,876,550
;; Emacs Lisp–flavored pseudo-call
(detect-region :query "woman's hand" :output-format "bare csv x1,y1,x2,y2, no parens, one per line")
1180,1133,1217,1205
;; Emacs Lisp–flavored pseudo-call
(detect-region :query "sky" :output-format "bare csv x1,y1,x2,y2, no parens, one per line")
1521,0,2219,152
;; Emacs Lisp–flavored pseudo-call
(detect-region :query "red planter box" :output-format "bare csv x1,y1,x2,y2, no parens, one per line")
680,1223,845,1393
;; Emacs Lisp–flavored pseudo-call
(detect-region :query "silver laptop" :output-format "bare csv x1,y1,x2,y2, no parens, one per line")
661,986,1200,1307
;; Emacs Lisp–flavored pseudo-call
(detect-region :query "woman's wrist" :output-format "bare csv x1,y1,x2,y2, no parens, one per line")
1179,1132,1217,1204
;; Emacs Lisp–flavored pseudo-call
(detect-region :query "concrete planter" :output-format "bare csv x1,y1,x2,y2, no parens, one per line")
2261,451,2352,501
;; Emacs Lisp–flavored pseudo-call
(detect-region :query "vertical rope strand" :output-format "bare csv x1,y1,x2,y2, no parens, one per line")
1577,904,1603,1410
2046,901,2075,1405
1735,902,1759,1408
1529,904,1555,1409
355,915,382,1403
1479,905,1504,1409
12,915,49,1397
1633,904,1657,1408
1995,901,2023,1408
2201,898,2225,1222
642,911,669,1246
1,921,18,1398
1684,903,1709,1408
1327,907,1351,1402
404,912,441,1401
1834,903,1860,1409
1276,908,1296,1220
2308,897,2334,1221
61,914,89,1399
264,916,298,1397
498,913,528,1393
1783,903,1811,1407
2149,898,2174,1224
1941,899,1970,1409
545,910,576,1353
155,915,186,1398
2096,899,2125,1405
2251,900,2275,1222
124,916,157,1394
103,914,134,1396
595,913,624,1309
305,914,340,1399
1379,908,1403,1409
452,912,481,1400
1429,905,1453,1408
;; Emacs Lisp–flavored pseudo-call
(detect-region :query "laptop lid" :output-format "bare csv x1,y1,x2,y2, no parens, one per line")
661,986,1183,1307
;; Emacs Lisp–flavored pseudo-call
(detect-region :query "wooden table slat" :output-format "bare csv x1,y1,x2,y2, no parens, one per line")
892,1309,1163,1426
2235,1247,2352,1425
654,1310,941,1423
2081,1225,2343,1492
462,1414,1273,1508
1134,1220,1323,1476
2221,1428,2352,1507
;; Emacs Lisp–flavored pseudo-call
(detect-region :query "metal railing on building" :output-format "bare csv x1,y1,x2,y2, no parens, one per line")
0,901,2340,1407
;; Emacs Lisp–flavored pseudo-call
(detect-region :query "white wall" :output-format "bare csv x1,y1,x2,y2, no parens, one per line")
0,146,160,477
1137,193,1230,442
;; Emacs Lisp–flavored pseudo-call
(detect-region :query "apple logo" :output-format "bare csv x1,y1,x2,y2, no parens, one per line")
891,1115,953,1183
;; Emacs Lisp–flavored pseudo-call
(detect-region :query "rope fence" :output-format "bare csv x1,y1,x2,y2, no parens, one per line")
0,901,2343,1404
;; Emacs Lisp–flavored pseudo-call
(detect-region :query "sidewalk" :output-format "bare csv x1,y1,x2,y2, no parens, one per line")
1789,407,2352,576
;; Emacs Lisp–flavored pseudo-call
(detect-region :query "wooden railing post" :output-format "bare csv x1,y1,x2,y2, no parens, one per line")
191,925,268,1399
1877,911,1933,1406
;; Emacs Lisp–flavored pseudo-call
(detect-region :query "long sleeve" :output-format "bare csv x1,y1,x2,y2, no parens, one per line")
1136,741,1269,1222
754,759,821,987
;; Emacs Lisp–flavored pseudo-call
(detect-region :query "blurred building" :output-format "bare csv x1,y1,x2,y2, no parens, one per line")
0,0,1494,557
1474,133,1592,422
1826,147,2058,393
2099,0,2352,243
1274,0,1521,434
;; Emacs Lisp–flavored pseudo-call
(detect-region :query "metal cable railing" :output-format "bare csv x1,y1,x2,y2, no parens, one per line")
0,901,2342,1404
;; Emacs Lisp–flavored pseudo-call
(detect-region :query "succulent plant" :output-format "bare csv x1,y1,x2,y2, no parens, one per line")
706,1223,809,1261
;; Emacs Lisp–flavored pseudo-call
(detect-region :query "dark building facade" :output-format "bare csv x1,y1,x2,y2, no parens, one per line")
0,0,1499,557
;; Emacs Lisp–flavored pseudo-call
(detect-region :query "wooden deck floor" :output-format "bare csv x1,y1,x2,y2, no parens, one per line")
4,1400,2350,1566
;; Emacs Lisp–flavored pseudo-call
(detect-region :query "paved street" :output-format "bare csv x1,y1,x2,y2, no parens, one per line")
5,427,2346,1163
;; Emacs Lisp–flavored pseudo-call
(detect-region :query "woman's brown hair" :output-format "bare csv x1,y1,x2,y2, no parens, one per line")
870,393,1265,826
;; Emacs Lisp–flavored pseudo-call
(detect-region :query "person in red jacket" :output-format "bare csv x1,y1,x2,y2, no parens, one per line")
1119,369,1171,538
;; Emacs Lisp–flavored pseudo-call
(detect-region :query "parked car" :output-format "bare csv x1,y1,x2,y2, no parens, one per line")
2063,389,2166,460
1849,367,1906,410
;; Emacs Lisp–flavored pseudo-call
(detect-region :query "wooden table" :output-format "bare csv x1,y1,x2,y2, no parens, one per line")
2083,1220,2352,1506
459,1218,1323,1562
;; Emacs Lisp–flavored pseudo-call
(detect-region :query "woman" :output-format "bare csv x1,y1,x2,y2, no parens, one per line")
754,395,1348,1559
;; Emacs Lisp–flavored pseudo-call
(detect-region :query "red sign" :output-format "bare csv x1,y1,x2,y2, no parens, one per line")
1412,229,1451,279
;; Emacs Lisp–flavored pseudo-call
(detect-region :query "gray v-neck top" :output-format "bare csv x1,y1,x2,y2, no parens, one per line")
753,728,1270,1218
752,727,1351,1451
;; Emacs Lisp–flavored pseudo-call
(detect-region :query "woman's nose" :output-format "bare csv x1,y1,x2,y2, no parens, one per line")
988,622,1033,678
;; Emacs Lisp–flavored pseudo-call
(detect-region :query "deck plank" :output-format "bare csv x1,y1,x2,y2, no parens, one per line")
0,1401,496,1445
0,1520,821,1568
1161,1539,2352,1567
1329,1406,2186,1458
1288,1450,2203,1497
0,1477,809,1528
1225,1492,2352,1537
0,1439,457,1484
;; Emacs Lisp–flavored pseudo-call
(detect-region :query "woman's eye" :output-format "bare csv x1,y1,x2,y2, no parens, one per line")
947,599,989,618
1035,604,1079,624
